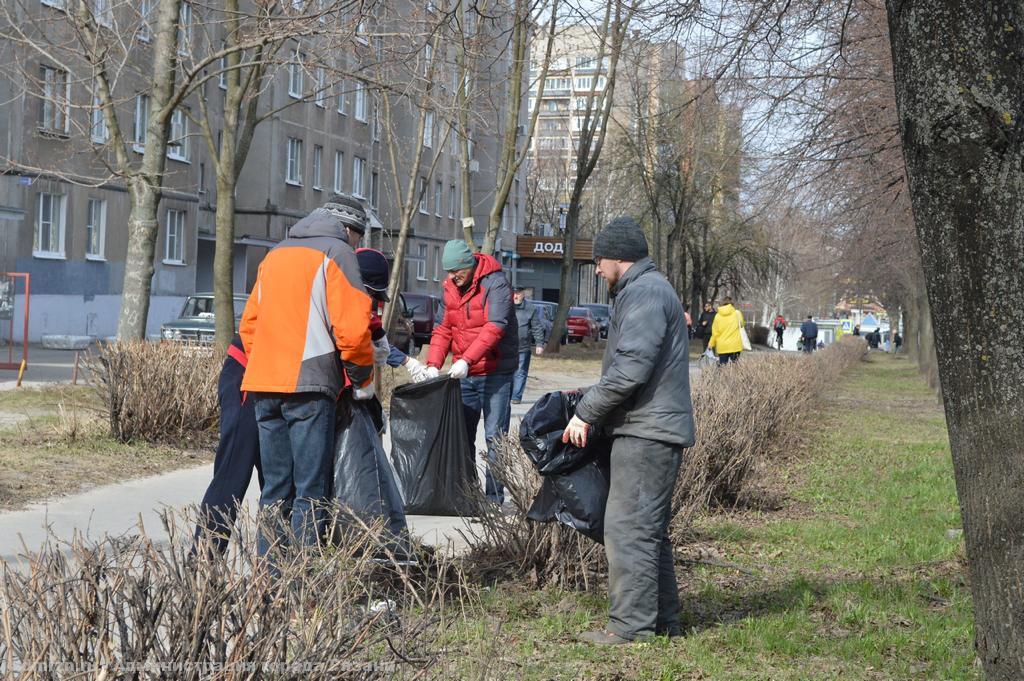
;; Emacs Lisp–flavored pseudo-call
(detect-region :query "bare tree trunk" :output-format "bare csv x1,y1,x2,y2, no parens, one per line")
213,170,237,351
888,1,1024,676
544,201,580,353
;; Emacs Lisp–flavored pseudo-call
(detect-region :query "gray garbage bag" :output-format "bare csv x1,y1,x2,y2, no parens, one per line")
332,397,412,557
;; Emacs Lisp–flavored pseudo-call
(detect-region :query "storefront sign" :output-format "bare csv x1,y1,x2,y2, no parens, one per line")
515,236,593,261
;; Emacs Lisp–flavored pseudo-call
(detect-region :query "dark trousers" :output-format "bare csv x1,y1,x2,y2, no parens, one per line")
719,352,740,365
254,393,336,556
194,382,263,553
460,372,513,503
512,350,532,402
604,436,682,639
802,337,816,353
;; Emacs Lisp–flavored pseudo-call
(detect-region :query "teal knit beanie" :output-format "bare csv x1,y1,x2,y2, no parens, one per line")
442,240,476,271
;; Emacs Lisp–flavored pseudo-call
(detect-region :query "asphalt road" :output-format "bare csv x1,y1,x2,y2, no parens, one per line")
0,344,90,386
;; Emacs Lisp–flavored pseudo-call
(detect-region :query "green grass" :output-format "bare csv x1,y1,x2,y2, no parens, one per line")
437,353,978,679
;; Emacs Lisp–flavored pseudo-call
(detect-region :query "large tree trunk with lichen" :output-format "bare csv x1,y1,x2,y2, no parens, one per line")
887,2,1024,677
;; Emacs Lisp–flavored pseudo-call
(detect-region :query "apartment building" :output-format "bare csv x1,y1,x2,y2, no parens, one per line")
0,0,525,341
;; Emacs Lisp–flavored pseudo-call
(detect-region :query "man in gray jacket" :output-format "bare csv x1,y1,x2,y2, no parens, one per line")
511,286,545,404
563,216,695,645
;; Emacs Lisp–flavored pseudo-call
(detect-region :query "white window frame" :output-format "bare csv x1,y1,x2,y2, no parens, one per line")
218,41,227,89
314,66,326,107
312,144,323,190
433,245,441,281
90,93,108,143
133,94,149,152
41,0,66,9
93,0,112,27
417,177,427,214
86,198,106,260
372,100,380,141
177,2,192,57
333,150,344,192
164,209,185,265
286,137,303,185
354,81,367,122
33,192,66,259
138,0,151,41
337,80,348,114
288,50,304,99
370,171,379,208
39,65,70,134
423,110,433,148
434,180,442,216
167,107,189,161
422,44,432,77
355,18,368,45
416,244,427,281
352,156,366,198
448,184,456,219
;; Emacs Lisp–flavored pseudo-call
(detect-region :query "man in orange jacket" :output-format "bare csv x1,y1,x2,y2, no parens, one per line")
240,194,375,556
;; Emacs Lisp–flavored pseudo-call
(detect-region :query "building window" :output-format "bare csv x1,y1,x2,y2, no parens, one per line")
133,94,149,152
177,2,192,56
422,43,432,77
90,93,108,143
433,245,441,281
39,66,69,134
449,126,459,157
168,107,189,161
434,180,442,216
288,50,304,98
372,100,380,141
370,171,379,208
138,0,151,40
352,156,366,198
423,110,433,148
314,66,326,107
337,80,348,114
41,0,67,9
354,81,367,121
34,192,65,258
86,198,106,259
312,144,323,190
286,137,303,185
165,209,185,264
416,244,427,280
218,41,227,89
448,184,456,219
417,177,427,214
93,0,112,27
333,150,343,192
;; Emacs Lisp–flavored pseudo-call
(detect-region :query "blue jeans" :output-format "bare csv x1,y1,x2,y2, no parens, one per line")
460,373,513,503
512,350,532,402
253,393,336,557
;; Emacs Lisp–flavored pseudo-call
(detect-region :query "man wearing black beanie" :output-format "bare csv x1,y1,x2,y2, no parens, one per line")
563,216,695,644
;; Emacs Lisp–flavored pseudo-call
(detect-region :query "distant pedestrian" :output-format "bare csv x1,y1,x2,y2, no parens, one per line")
772,314,787,349
894,332,903,352
425,240,518,503
696,302,716,351
867,329,881,349
240,194,375,558
709,296,745,364
800,315,819,353
683,304,693,337
511,286,545,404
192,335,263,555
853,325,861,337
562,216,694,645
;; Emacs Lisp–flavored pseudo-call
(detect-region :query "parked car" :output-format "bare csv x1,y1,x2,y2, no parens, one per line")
532,300,567,345
402,292,442,349
381,293,417,356
566,307,600,343
160,293,248,344
581,303,611,339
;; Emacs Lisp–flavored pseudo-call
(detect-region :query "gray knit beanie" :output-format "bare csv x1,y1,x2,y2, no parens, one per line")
593,216,649,261
321,193,368,234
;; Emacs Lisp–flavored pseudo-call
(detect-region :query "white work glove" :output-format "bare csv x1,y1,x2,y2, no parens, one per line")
424,366,440,380
535,346,544,356
449,359,470,379
372,337,390,365
353,382,375,401
404,357,430,383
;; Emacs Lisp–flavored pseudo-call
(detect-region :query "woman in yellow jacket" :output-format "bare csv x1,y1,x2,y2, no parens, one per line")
708,296,745,364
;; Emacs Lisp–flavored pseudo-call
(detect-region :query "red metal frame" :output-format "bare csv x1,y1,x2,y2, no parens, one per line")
0,273,29,371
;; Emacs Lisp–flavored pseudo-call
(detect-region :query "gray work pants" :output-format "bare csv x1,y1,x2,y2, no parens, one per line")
604,435,682,639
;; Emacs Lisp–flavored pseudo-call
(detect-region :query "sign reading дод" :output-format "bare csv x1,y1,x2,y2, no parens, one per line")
515,236,594,261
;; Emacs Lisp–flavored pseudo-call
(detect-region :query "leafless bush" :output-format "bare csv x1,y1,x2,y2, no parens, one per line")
671,338,868,534
84,341,220,445
0,509,475,679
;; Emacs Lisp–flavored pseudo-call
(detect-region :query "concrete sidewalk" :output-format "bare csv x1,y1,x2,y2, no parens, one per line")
0,368,596,563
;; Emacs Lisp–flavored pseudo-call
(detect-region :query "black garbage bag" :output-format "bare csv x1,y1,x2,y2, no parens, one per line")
390,376,477,516
332,396,412,557
522,390,612,543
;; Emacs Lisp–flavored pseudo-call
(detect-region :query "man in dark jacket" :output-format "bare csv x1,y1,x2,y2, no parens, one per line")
511,286,545,404
562,217,695,645
426,240,518,503
193,335,263,555
696,302,716,351
800,315,819,353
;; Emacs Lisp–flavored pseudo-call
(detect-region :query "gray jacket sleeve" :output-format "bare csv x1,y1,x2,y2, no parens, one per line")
575,290,666,425
529,306,545,347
